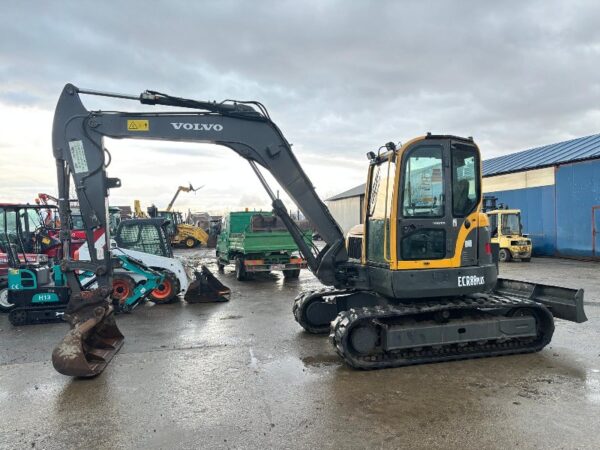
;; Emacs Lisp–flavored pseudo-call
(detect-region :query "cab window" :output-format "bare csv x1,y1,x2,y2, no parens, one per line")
452,145,479,217
0,211,18,252
402,146,444,217
501,213,521,235
118,223,164,256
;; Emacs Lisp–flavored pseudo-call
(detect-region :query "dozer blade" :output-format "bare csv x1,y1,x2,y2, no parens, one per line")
185,265,231,303
52,303,124,377
494,278,587,323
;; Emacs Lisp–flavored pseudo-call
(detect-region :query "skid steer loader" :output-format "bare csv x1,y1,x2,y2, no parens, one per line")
49,84,586,377
78,217,230,306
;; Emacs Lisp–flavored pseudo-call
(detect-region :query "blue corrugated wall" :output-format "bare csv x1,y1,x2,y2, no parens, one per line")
489,186,556,256
486,158,600,257
555,159,600,257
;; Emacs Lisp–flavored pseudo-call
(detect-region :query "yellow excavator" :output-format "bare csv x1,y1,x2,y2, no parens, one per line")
49,84,586,376
133,192,208,248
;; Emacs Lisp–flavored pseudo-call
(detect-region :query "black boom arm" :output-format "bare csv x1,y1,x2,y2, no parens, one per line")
52,84,348,291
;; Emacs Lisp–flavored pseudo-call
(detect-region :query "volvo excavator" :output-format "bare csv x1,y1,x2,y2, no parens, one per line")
51,84,587,377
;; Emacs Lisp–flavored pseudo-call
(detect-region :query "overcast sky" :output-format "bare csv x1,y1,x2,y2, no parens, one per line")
1,0,599,214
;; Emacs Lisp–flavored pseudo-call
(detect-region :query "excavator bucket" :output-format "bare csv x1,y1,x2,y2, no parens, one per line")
494,278,588,323
52,304,124,377
185,265,231,303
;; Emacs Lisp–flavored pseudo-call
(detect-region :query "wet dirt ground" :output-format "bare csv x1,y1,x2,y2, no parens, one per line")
1,252,599,449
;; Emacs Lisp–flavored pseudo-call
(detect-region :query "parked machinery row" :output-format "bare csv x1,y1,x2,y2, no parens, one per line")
0,203,228,325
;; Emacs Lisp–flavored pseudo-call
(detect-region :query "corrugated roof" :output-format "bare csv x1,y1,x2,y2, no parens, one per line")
326,183,365,201
328,134,600,200
483,133,600,177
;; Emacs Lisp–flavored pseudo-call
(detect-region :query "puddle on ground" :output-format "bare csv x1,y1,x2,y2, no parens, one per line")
245,352,326,383
301,354,340,367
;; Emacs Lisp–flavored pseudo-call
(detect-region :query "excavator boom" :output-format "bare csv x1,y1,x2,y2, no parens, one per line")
54,84,347,282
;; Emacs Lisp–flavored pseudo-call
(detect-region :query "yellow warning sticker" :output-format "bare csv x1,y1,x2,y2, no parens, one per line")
127,120,149,131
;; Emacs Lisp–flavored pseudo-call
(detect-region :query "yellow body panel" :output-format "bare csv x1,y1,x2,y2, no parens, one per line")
172,224,209,245
393,212,487,269
133,199,148,218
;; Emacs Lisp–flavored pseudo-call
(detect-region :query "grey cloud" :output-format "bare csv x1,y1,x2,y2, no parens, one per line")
1,0,600,162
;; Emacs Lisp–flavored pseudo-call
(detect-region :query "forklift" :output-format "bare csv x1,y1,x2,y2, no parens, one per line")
483,196,532,262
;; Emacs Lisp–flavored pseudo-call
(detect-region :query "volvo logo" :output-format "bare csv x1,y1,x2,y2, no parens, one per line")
171,122,223,131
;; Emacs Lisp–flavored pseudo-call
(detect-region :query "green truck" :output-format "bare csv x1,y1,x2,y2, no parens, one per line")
216,211,311,281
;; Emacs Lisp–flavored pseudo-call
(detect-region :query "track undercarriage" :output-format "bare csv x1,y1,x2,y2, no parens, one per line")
293,279,586,370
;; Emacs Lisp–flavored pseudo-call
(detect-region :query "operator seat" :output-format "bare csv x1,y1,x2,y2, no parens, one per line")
453,179,471,215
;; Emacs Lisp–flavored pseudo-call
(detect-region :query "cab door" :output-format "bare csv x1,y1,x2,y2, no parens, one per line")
396,138,480,268
364,153,396,266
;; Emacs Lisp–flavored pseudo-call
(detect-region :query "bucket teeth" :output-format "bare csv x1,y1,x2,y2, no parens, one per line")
185,265,231,303
52,304,124,378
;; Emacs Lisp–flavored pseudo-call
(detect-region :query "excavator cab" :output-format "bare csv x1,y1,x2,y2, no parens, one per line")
360,136,496,298
114,218,173,258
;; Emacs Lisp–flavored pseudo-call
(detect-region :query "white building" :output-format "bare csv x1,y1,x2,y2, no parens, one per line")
325,184,365,235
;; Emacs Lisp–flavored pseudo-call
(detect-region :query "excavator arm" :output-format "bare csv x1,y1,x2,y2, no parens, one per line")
51,84,350,376
165,183,202,212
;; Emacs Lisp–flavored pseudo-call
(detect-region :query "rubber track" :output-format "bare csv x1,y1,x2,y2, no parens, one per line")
8,305,65,326
330,295,555,370
293,288,354,334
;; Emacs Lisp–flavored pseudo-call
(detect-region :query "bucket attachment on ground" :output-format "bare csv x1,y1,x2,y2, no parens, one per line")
52,290,124,377
494,278,587,323
185,265,231,303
